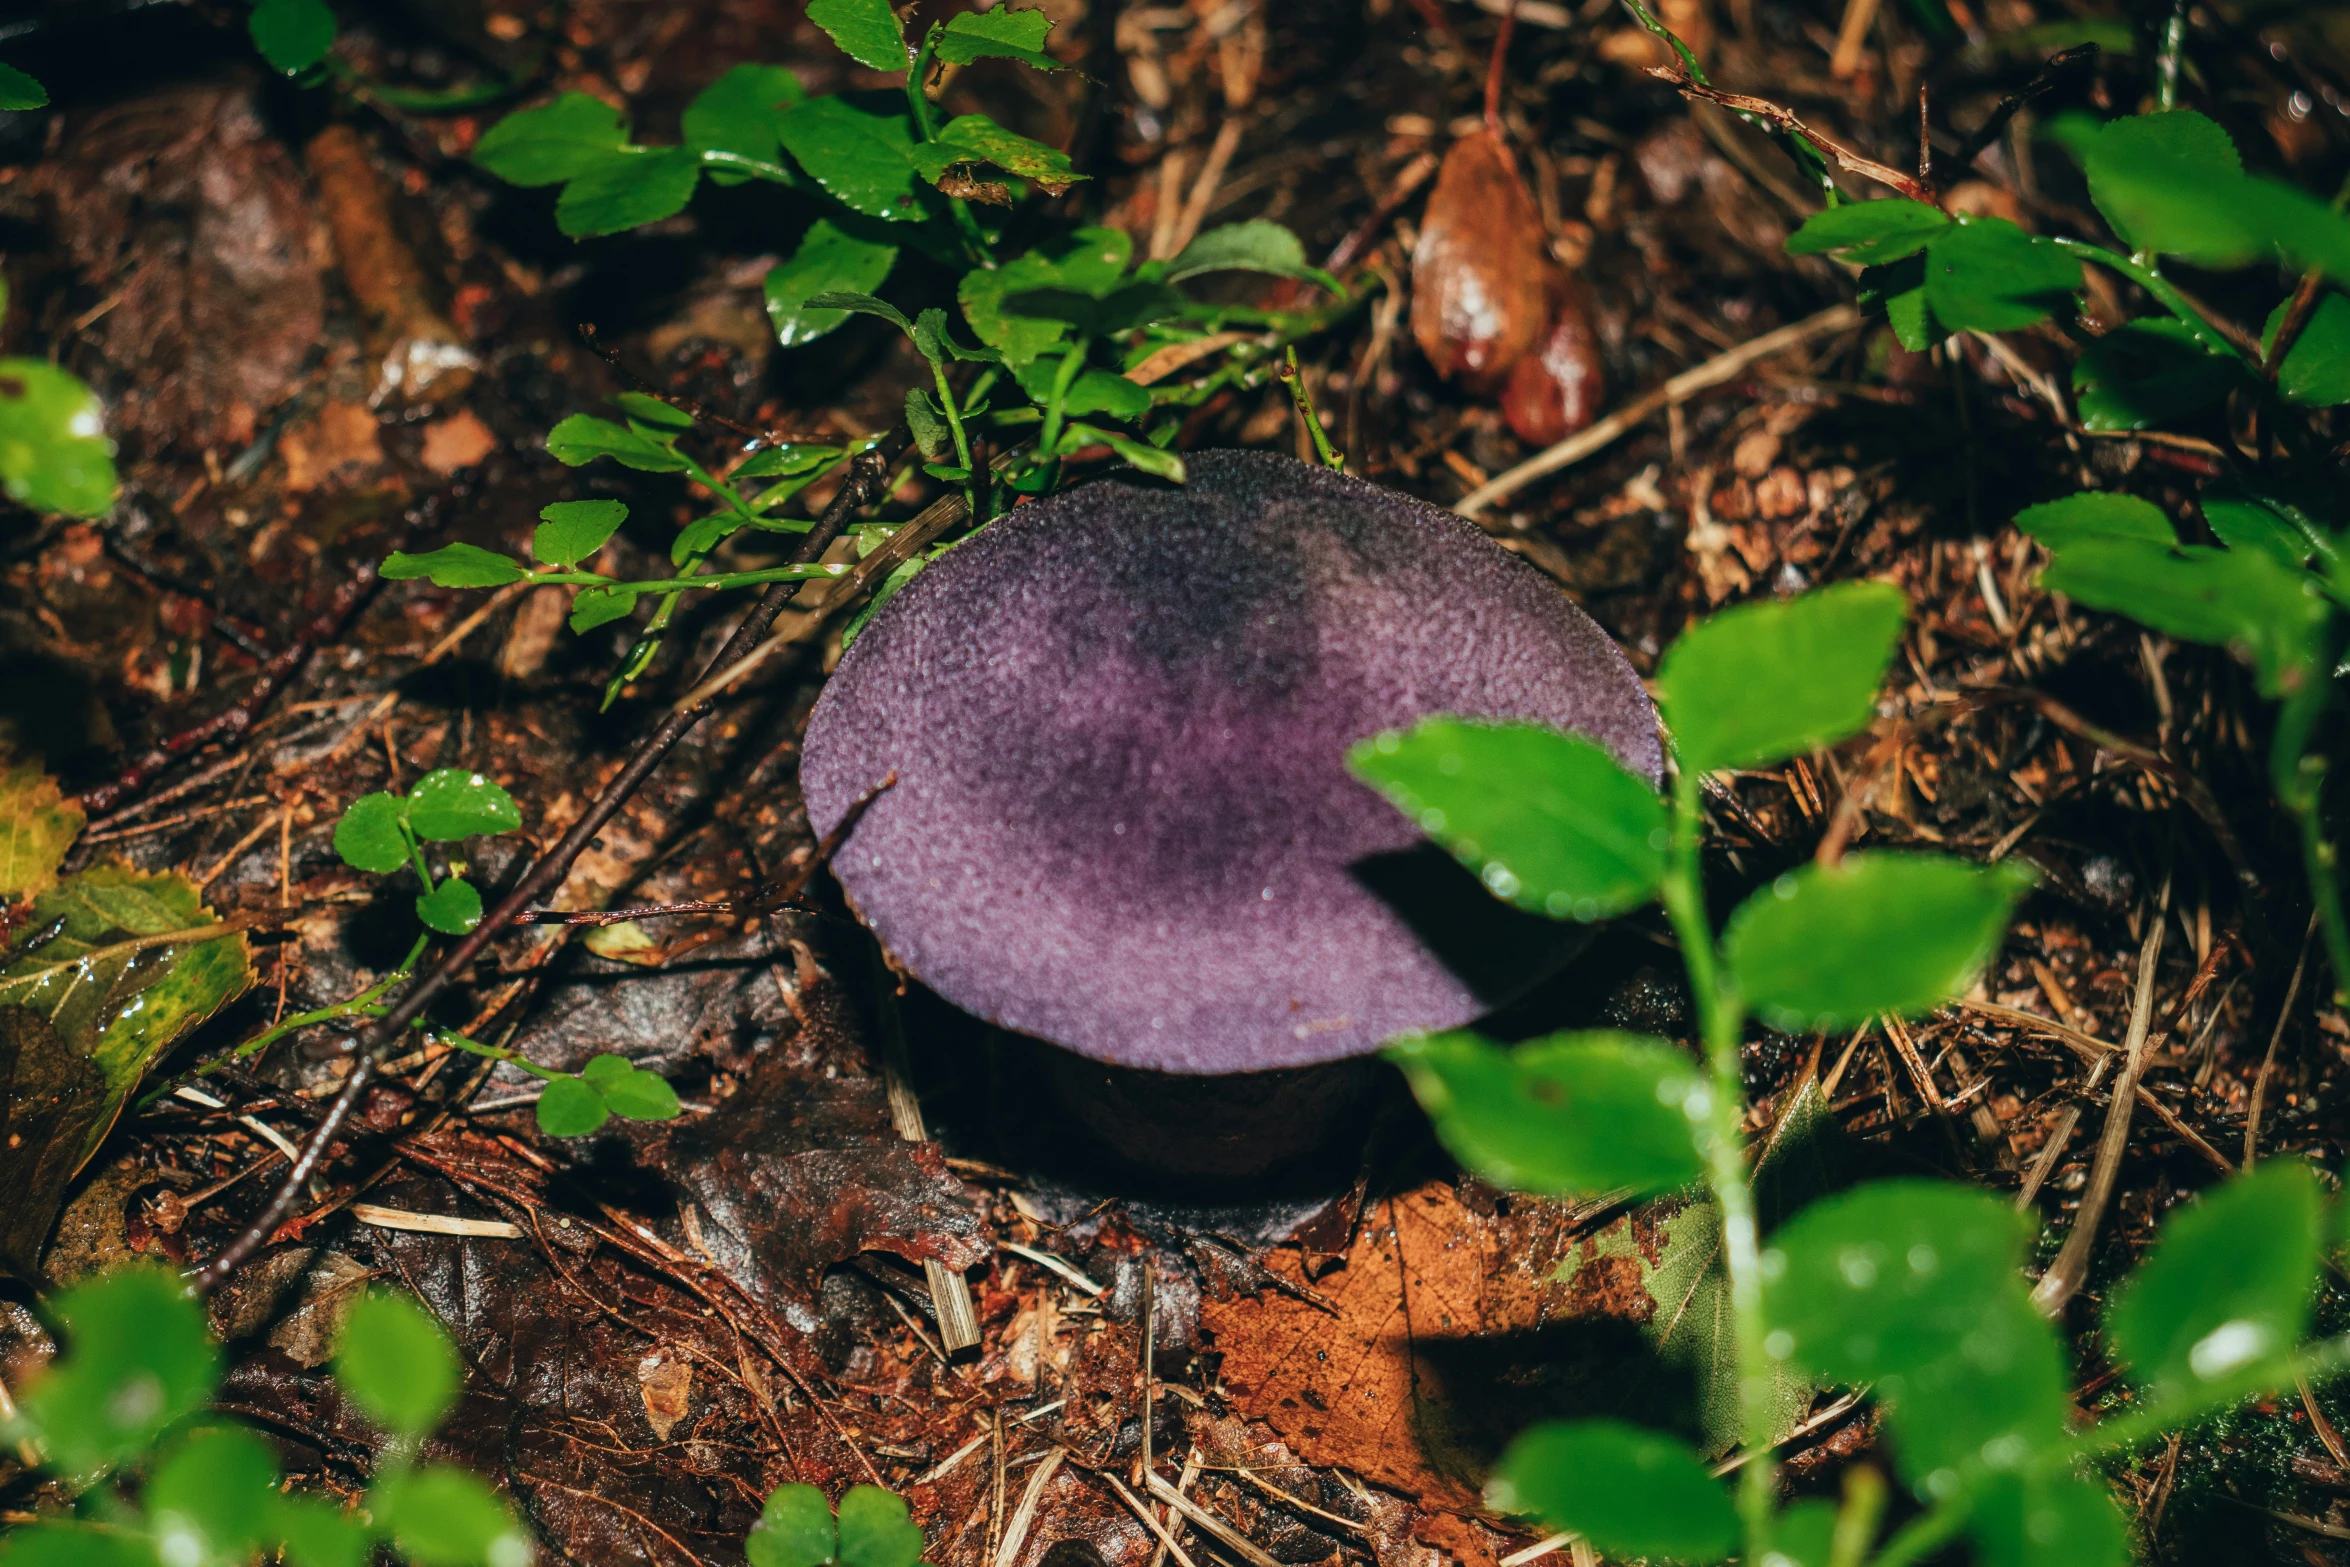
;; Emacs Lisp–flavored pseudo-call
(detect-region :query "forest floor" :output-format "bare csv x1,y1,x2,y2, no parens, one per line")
2,0,2347,1562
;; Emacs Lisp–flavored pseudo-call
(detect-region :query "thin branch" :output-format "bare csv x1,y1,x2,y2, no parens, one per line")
1648,71,1938,204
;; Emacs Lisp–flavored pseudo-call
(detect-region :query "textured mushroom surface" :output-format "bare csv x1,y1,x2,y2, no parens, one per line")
802,450,1660,1074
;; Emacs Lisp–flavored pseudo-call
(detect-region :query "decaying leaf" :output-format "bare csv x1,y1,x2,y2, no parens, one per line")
0,752,83,898
1202,1181,1674,1542
0,865,253,1279
1411,130,1551,392
1502,273,1606,447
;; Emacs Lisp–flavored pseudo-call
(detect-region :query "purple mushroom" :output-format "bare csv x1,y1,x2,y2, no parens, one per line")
801,450,1659,1122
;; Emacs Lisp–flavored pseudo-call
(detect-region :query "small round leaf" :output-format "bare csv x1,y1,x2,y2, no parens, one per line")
332,793,410,875
1486,1419,1737,1565
272,1495,370,1567
1348,719,1666,921
535,1074,611,1137
835,1485,923,1567
748,1483,837,1567
335,1289,460,1440
1388,1030,1705,1197
416,876,485,936
146,1426,280,1564
0,358,118,518
19,1264,219,1474
249,0,337,74
0,62,49,111
372,1465,530,1567
1723,852,2033,1030
600,1065,681,1122
2105,1160,2321,1403
532,500,629,567
405,770,523,842
1660,582,1907,776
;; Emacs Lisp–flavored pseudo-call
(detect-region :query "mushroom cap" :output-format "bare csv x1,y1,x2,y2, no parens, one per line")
802,449,1660,1074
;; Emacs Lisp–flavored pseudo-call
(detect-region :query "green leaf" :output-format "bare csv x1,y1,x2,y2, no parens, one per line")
1011,357,1151,420
842,555,928,649
905,386,953,461
1165,219,1318,282
1486,1420,1737,1565
16,1265,219,1474
249,0,336,74
372,1465,530,1567
536,1073,610,1136
381,543,527,588
2106,1161,2321,1404
0,359,118,517
749,1484,838,1567
1003,280,1183,338
1765,1500,1840,1567
612,392,693,429
1857,256,1932,351
557,146,700,237
415,876,484,935
1388,1030,1706,1196
1724,853,2034,1030
733,442,843,479
2039,537,2328,696
0,873,252,1280
587,1056,680,1121
909,113,1083,195
1763,1180,2070,1492
835,1485,923,1567
1638,1197,1812,1454
272,1497,370,1567
0,61,48,111
148,1426,279,1564
405,769,521,841
961,227,1134,366
808,289,914,333
335,1289,461,1439
1347,718,1666,921
2267,292,2350,407
332,792,410,875
776,96,923,222
1660,581,1907,775
569,585,639,633
766,222,899,348
2013,492,2174,549
1968,1474,2129,1567
533,499,629,567
0,1526,160,1567
936,6,1061,69
1784,197,1950,264
683,63,804,183
545,413,688,472
2202,483,2326,568
1067,423,1186,482
2082,119,2350,283
2083,111,2243,256
2071,318,2244,432
0,754,84,899
472,93,630,186
809,0,909,71
1922,219,2079,333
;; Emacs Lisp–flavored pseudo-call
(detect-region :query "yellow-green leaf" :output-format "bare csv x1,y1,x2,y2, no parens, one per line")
0,755,83,898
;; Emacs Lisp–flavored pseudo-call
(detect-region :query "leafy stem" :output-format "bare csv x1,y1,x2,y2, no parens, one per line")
2049,237,2253,366
1659,762,1778,1555
1038,336,1092,463
907,22,994,268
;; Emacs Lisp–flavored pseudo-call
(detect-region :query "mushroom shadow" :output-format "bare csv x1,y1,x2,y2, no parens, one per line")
1349,841,1593,1005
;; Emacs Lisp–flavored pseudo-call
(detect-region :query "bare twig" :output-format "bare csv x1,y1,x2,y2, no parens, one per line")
1648,72,1938,203
2032,878,2171,1316
1456,305,1859,516
2246,913,2317,1167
